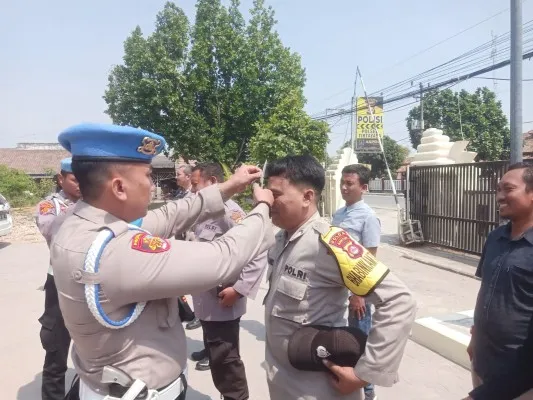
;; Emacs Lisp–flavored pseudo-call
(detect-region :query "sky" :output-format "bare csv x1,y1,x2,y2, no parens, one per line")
1,0,532,156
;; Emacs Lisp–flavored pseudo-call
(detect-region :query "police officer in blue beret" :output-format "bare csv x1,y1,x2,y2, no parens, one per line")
49,123,274,400
35,157,81,400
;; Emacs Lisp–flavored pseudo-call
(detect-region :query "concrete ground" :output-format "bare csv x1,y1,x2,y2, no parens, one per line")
1,198,479,399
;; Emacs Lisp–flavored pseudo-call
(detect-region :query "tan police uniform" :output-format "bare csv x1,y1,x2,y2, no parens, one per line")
264,212,416,400
193,199,267,399
35,189,77,400
36,190,72,249
50,184,274,397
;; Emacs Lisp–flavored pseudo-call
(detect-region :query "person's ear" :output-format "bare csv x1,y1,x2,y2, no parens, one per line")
303,188,315,206
110,176,127,202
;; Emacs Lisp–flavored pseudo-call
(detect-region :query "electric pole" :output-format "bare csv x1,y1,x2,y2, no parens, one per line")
510,0,523,163
419,83,424,133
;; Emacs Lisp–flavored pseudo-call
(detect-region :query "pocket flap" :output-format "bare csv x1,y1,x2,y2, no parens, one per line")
277,275,307,301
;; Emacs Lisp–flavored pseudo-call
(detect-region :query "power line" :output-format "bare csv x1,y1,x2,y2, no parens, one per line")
315,49,533,121
474,76,533,81
318,21,533,115
317,7,513,103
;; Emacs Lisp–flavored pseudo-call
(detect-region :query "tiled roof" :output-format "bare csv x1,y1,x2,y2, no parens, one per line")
0,149,70,175
523,130,533,154
0,148,187,175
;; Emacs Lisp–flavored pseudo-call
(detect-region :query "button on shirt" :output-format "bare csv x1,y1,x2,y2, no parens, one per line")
473,223,533,382
331,200,381,248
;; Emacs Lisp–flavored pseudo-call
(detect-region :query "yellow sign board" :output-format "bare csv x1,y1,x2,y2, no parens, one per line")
356,97,384,139
355,97,384,153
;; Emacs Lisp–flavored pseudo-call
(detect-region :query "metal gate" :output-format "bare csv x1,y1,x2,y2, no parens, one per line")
408,161,509,255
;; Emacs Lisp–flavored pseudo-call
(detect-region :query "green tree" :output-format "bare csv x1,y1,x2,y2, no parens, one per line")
104,3,194,157
344,136,410,178
249,91,329,163
103,0,317,165
406,87,510,161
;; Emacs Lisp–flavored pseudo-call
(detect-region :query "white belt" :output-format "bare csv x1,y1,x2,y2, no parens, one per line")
79,372,186,400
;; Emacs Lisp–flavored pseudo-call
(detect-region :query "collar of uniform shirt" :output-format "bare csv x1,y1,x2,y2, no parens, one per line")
496,222,533,245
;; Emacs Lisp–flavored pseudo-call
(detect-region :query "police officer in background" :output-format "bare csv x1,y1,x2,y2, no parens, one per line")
188,162,267,400
50,123,274,400
35,157,81,400
263,155,416,400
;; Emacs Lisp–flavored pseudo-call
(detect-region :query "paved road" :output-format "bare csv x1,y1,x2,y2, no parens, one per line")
1,234,477,400
365,193,406,210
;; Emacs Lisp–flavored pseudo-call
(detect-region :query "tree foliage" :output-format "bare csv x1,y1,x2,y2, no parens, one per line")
0,166,55,207
104,0,325,165
249,91,329,163
344,136,410,178
406,87,510,161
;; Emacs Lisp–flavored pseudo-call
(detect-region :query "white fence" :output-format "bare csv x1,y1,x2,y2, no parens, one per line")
368,179,405,192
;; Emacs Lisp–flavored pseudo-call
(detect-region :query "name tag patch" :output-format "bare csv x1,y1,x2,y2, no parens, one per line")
131,233,170,253
284,265,308,282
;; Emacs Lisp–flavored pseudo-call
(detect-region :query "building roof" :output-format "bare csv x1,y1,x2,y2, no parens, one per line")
152,153,176,169
0,146,183,175
0,148,70,175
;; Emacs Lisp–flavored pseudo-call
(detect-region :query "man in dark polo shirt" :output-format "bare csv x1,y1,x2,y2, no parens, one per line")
465,162,533,399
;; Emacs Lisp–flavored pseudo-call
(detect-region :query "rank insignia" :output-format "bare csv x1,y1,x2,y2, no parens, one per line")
137,137,162,156
131,233,170,253
39,201,55,216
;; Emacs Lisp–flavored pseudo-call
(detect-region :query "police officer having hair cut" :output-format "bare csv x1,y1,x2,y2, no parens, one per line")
35,157,81,400
50,123,274,400
188,162,267,399
263,155,416,400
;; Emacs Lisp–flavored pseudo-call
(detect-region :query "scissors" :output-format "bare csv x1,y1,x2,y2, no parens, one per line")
260,160,267,188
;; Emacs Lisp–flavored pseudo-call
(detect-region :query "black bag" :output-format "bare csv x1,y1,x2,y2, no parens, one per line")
178,296,195,322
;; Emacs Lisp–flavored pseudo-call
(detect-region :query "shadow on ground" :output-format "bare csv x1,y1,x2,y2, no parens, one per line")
241,319,265,342
186,386,212,400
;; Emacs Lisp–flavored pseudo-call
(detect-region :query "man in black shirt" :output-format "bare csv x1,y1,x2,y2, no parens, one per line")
465,162,533,399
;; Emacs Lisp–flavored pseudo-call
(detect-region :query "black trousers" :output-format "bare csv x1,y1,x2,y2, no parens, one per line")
39,274,71,400
201,318,249,400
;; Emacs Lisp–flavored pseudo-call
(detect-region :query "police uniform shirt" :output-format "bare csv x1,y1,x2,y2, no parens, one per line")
264,212,416,400
35,190,72,247
192,199,267,321
51,185,274,395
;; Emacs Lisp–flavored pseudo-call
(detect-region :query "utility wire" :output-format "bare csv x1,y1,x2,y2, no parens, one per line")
317,7,514,103
315,49,533,121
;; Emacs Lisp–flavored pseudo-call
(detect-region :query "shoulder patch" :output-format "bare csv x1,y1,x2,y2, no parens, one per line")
131,233,171,253
230,210,245,224
320,227,389,296
39,201,55,216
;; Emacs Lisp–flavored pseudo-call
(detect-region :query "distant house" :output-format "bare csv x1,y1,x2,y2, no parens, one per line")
0,143,69,178
0,143,187,199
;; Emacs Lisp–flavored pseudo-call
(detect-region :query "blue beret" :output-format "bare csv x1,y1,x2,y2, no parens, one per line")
58,123,167,163
60,157,73,173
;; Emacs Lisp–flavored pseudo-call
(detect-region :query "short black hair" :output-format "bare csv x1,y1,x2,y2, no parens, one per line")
72,160,118,201
266,155,325,196
508,162,533,191
342,164,371,186
192,162,225,183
